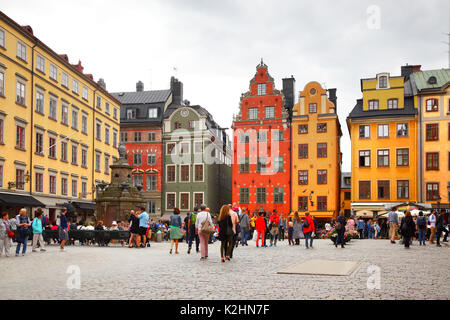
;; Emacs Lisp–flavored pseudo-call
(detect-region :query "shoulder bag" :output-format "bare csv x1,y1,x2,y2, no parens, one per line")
201,213,215,235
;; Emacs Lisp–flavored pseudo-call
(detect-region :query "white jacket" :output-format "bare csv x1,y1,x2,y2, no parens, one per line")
195,211,213,232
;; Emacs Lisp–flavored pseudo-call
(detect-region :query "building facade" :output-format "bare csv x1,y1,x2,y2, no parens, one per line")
162,79,232,217
340,172,351,216
0,11,120,221
112,81,172,217
347,66,419,217
232,61,291,216
291,82,342,220
411,67,450,208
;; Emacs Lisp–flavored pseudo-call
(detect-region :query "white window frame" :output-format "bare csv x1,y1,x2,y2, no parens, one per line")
81,114,88,134
377,124,389,138
257,83,266,95
72,79,79,94
35,89,44,114
179,164,190,183
17,41,27,61
193,192,204,209
82,86,89,100
72,108,79,130
62,72,69,88
166,192,176,210
148,108,158,118
0,28,5,48
49,96,57,120
50,64,58,81
194,140,203,154
16,78,26,105
36,55,45,73
166,164,176,183
179,192,190,211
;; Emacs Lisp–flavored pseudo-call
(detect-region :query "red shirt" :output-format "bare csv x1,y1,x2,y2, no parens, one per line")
255,216,266,232
303,216,315,233
270,214,280,226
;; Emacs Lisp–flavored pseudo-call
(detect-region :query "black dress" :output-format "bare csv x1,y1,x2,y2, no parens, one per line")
218,215,233,241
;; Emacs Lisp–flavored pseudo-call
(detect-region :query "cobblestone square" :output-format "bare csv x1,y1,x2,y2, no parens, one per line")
1,238,449,300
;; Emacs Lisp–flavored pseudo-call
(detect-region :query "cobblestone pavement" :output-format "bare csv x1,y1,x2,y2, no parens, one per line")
1,238,449,300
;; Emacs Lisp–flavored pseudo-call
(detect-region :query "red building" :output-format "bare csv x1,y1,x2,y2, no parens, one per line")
232,61,293,216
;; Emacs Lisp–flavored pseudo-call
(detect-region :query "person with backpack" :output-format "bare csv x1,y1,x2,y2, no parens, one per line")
416,211,427,245
15,208,31,256
187,208,200,254
239,209,250,246
428,210,437,244
255,212,266,248
303,212,315,249
269,210,280,247
400,211,415,249
31,209,46,253
335,211,347,248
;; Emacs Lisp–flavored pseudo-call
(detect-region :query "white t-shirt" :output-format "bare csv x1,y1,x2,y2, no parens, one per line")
195,211,213,232
428,214,436,228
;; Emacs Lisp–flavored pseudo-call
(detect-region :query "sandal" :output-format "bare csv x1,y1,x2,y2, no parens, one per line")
169,249,172,254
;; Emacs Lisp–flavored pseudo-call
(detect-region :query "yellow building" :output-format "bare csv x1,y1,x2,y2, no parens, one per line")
411,68,450,208
291,82,342,220
0,11,120,222
346,66,420,217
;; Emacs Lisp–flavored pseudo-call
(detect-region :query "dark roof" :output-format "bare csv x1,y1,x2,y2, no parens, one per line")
341,172,351,189
0,193,45,207
72,201,96,211
347,97,417,120
111,90,171,104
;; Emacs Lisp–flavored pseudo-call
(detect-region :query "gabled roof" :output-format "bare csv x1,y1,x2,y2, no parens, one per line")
411,69,450,92
111,89,171,105
347,97,417,120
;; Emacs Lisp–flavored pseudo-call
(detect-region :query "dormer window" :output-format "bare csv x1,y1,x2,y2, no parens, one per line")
378,76,388,88
428,76,437,85
257,83,266,96
127,109,136,119
148,108,157,118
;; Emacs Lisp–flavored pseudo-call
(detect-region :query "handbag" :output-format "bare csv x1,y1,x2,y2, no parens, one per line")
201,213,215,235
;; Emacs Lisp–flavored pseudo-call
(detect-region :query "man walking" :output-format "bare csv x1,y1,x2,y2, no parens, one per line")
239,209,250,246
435,209,446,247
388,211,399,244
59,208,69,252
428,210,436,244
357,217,365,239
269,210,280,247
188,208,200,254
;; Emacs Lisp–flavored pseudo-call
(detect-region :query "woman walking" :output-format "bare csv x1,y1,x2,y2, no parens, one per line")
217,205,233,262
0,212,12,257
293,212,302,245
195,204,213,260
400,211,416,249
31,209,46,252
15,208,31,256
169,207,183,254
255,212,266,248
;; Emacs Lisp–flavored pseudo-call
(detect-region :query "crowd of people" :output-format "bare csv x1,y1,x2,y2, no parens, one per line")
0,204,448,258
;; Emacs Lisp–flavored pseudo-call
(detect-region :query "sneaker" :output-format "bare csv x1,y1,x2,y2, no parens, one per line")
40,249,46,252
32,249,38,253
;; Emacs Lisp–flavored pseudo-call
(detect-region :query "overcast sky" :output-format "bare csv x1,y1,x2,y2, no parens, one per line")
2,0,449,171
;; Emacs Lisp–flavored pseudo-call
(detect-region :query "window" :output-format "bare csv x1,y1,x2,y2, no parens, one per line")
397,180,409,199
180,164,190,182
17,41,27,61
61,141,67,161
71,180,78,197
317,123,327,133
0,29,4,48
0,70,4,96
167,193,176,210
15,169,24,190
274,156,284,173
133,154,142,166
274,187,284,203
272,130,283,141
359,181,371,200
368,100,379,110
96,96,101,109
298,197,308,211
388,99,398,109
16,80,26,105
397,123,408,137
298,124,308,134
317,170,327,184
148,108,157,118
127,109,136,119
146,174,157,191
377,149,389,167
257,83,266,95
377,124,389,138
105,102,110,114
377,180,390,200
248,108,258,120
62,72,69,88
298,144,308,159
148,200,156,214
61,104,68,125
167,143,176,155
180,193,189,210
180,142,189,155
49,137,56,158
104,156,110,174
95,153,101,171
378,76,388,88
0,118,3,144
265,106,275,119
49,176,56,194
71,145,78,164
194,164,204,181
426,183,439,201
396,148,409,166
344,191,351,200
257,157,267,173
309,103,317,113
257,131,266,142
317,196,327,211
194,141,203,153
120,132,128,142
256,187,266,203
298,170,308,185
15,125,25,150
174,121,182,129
317,143,327,158
35,173,43,192
81,149,87,167
132,174,143,188
105,127,110,144
426,99,438,112
82,86,88,100
359,125,370,138
35,132,43,154
61,177,68,195
147,132,155,142
359,150,370,167
147,153,156,165
50,64,57,81
194,193,203,209
36,55,45,72
240,157,249,173
240,132,250,143
240,188,249,204
35,91,44,114
72,79,79,94
81,182,87,199
96,122,101,140
426,124,439,141
72,109,78,130
426,152,439,170
113,108,118,120
167,165,176,182
81,114,88,134
49,97,57,120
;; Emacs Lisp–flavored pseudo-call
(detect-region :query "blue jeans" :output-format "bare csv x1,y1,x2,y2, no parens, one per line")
304,232,313,247
16,236,28,254
189,232,199,251
336,230,345,246
418,229,426,244
240,227,249,245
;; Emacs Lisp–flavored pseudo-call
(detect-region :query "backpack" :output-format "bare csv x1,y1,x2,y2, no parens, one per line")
303,218,309,228
417,216,426,228
190,213,197,228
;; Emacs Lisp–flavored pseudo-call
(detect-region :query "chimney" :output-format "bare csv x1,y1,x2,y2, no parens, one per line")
327,88,337,110
136,81,144,92
170,76,183,105
98,78,106,89
282,76,295,119
401,64,421,81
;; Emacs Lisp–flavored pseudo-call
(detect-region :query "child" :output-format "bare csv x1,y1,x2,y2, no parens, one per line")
288,220,294,245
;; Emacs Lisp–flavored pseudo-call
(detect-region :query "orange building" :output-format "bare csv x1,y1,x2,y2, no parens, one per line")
340,172,351,216
291,82,342,220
